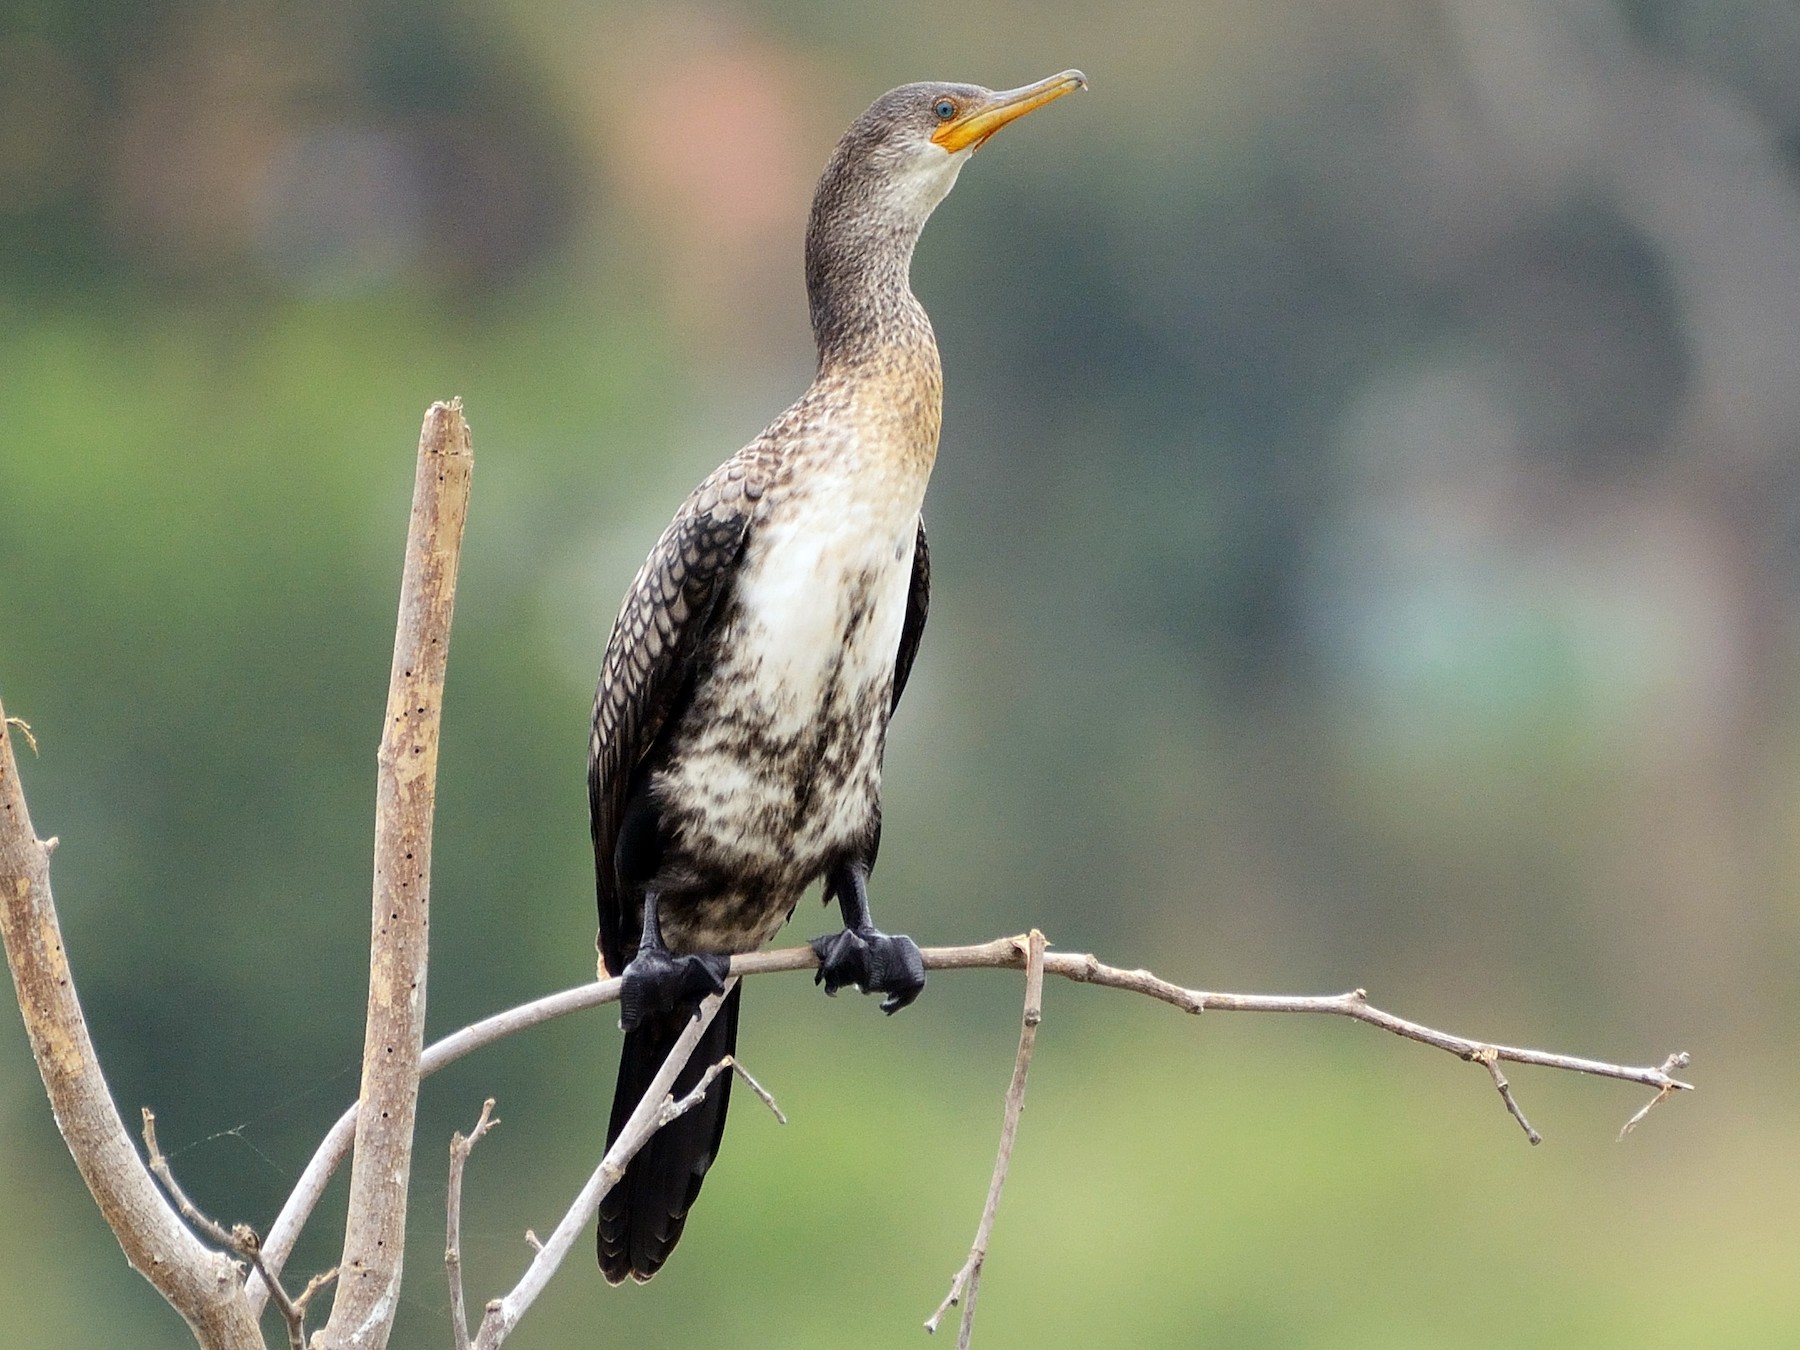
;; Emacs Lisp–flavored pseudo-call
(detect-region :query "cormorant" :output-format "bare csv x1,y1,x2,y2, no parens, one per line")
589,69,1086,1285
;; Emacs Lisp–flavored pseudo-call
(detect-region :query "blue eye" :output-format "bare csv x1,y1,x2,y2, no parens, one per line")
934,98,956,120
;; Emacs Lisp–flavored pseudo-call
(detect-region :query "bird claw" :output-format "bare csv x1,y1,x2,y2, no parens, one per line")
619,947,730,1031
809,926,926,1014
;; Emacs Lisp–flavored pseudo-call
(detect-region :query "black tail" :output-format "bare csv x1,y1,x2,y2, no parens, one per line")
597,983,741,1284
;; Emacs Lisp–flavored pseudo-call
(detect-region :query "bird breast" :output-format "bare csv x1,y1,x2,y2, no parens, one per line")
654,458,924,874
733,470,918,710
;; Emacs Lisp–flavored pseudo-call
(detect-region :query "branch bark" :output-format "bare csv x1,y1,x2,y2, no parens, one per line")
0,711,264,1349
315,399,472,1350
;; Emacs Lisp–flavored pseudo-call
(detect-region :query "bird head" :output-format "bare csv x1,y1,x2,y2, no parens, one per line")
818,70,1088,235
919,70,1090,156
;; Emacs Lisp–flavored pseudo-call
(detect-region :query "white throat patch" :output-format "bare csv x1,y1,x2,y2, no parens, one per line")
887,143,971,229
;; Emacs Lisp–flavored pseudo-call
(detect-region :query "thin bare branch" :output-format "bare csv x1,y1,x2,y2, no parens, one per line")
253,934,1693,1312
0,692,263,1350
295,1267,339,1317
987,943,1695,1100
927,930,1046,1345
140,1108,243,1254
448,1099,500,1350
470,982,736,1349
1472,1048,1541,1144
317,398,472,1350
661,1058,734,1125
728,1055,788,1125
142,1107,311,1349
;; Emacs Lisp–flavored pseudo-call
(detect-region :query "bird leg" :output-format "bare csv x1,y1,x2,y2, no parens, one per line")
811,861,926,1014
619,890,730,1032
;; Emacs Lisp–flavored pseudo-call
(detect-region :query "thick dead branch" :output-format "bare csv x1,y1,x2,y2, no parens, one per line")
927,930,1046,1346
468,983,737,1350
448,1099,500,1350
0,697,263,1350
316,399,472,1350
253,935,1693,1310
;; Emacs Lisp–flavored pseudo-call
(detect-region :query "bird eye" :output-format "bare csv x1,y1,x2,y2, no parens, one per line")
934,98,957,120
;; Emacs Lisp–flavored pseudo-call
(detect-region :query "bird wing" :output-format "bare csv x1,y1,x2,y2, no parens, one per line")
589,465,761,976
890,516,930,713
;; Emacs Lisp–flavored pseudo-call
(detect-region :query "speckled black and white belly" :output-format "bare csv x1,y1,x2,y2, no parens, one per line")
649,471,922,953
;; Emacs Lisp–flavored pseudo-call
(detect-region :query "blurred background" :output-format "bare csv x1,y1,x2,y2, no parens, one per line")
2,0,1797,1344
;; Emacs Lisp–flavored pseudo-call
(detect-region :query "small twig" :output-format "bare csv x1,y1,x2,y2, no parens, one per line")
523,1230,543,1253
142,1108,310,1348
1619,1086,1675,1139
141,1108,238,1250
724,1054,788,1125
292,1266,338,1317
448,1098,501,1350
4,716,38,756
927,929,1047,1347
1472,1048,1541,1144
1620,1052,1692,1139
660,1058,734,1126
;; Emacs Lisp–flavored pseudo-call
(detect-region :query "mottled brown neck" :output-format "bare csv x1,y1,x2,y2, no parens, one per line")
804,148,939,372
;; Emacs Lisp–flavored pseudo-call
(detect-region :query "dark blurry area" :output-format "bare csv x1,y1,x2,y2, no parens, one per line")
2,2,1798,1346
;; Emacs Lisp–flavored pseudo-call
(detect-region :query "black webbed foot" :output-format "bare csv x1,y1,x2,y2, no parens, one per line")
619,946,730,1031
809,926,926,1014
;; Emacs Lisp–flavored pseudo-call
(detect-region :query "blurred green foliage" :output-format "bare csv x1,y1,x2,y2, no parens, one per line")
3,0,1800,1345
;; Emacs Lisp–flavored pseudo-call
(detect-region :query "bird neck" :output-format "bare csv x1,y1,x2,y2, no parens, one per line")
799,209,944,479
804,173,941,373
806,225,937,371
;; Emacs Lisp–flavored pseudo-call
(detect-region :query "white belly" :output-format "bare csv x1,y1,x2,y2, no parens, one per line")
656,475,921,870
732,494,915,725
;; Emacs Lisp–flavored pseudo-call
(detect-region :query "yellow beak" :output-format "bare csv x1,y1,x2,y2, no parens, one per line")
930,69,1088,154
